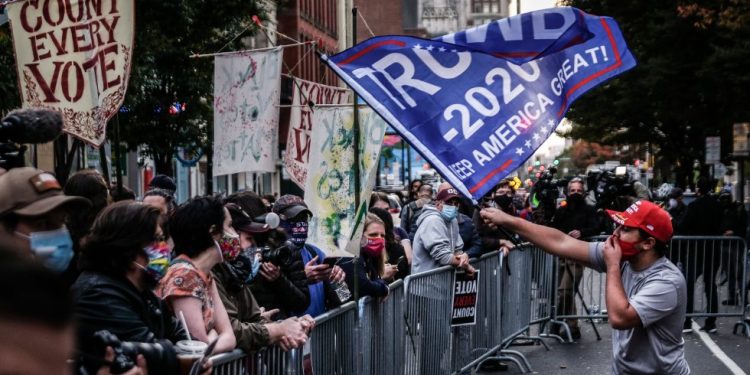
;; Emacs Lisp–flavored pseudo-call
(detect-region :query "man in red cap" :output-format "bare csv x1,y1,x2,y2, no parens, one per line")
481,200,689,374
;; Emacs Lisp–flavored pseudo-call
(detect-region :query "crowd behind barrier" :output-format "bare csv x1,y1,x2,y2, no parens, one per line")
208,237,749,374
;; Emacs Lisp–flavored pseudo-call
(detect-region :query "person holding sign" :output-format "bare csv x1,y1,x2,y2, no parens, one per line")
481,200,689,374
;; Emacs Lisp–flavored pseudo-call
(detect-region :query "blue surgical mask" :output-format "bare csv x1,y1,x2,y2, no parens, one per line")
440,205,458,221
17,227,74,273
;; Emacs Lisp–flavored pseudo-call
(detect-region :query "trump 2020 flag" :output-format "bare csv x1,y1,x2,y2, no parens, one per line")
321,7,636,201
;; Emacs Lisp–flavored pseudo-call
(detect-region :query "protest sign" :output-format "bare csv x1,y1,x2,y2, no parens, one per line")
322,7,636,201
305,106,386,257
285,77,350,188
6,0,135,145
452,270,480,326
213,48,282,176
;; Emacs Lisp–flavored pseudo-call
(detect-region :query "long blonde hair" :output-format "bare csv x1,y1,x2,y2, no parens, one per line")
362,213,388,278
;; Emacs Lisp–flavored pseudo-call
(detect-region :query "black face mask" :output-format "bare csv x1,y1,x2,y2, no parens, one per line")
494,195,512,209
568,193,584,203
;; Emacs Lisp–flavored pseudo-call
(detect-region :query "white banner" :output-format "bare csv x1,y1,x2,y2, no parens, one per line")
7,0,135,145
284,77,350,188
213,49,282,176
304,106,386,257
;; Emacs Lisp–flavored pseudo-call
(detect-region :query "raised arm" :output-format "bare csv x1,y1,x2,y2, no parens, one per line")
480,207,591,265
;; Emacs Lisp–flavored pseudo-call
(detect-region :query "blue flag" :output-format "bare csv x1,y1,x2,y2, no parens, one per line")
321,7,636,201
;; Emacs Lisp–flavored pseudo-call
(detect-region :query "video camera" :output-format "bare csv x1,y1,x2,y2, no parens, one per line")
92,330,179,374
251,240,294,267
587,166,636,210
528,166,567,224
0,109,64,170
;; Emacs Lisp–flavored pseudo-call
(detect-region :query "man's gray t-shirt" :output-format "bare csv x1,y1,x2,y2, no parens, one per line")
588,242,690,374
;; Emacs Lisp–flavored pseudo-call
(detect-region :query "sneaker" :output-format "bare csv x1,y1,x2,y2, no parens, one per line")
682,319,693,333
700,321,718,333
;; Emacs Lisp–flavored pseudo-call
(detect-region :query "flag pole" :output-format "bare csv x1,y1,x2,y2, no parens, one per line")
352,7,361,213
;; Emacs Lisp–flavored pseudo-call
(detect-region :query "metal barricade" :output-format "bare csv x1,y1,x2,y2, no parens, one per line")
310,301,358,375
359,280,405,375
454,251,504,373
251,345,301,375
210,349,247,375
529,245,556,326
403,265,455,375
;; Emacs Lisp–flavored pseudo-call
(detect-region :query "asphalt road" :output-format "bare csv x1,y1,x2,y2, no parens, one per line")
477,316,750,374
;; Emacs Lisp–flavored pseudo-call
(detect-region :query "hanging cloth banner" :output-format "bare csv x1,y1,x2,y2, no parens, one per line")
321,7,636,201
6,0,135,146
304,106,386,258
213,48,282,176
284,77,351,188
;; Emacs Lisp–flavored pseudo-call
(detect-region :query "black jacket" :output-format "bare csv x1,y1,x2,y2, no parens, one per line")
551,200,600,239
340,256,389,299
678,195,723,236
458,213,483,258
249,243,310,318
71,271,186,374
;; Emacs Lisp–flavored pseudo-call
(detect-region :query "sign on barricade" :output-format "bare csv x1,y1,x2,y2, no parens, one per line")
451,270,480,326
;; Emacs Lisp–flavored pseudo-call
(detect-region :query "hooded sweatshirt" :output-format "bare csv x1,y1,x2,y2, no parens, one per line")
411,204,464,275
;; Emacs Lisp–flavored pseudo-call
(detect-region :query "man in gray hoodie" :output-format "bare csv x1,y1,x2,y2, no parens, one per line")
412,186,476,276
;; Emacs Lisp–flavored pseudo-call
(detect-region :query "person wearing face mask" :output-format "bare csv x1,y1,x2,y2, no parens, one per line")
482,200,689,375
0,167,90,271
157,196,237,354
666,187,687,228
72,202,192,375
229,194,311,319
339,213,394,298
472,179,519,254
214,192,314,352
549,178,600,339
412,186,476,276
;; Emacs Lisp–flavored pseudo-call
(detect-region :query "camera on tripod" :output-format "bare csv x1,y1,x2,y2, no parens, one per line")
529,166,565,210
92,330,179,374
587,166,635,210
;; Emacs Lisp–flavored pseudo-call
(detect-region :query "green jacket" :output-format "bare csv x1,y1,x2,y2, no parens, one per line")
213,264,270,352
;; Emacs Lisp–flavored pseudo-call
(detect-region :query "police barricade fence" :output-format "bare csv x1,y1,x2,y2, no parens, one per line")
552,235,748,338
210,249,560,374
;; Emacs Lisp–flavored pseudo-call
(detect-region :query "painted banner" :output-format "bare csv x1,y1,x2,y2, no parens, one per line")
213,48,282,176
305,106,386,257
451,270,480,326
322,7,636,201
6,0,135,145
284,77,350,188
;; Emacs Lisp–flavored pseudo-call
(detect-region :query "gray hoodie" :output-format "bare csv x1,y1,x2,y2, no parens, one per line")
411,204,464,275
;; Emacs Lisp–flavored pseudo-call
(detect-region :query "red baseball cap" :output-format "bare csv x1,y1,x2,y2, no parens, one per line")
606,200,673,243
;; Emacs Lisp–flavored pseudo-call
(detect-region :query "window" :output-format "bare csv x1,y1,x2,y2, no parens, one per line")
472,0,500,14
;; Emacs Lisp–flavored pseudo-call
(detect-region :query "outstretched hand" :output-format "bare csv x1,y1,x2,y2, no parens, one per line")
480,207,511,229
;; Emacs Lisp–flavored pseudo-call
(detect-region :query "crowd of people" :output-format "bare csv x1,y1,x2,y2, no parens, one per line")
1,163,747,374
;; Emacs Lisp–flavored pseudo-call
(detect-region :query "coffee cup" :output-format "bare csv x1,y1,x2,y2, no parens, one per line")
175,340,207,375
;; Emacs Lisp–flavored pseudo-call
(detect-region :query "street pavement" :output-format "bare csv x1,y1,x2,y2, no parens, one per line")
479,316,750,374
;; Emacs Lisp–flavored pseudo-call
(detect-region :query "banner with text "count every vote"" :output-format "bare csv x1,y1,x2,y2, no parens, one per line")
322,7,636,201
7,0,134,146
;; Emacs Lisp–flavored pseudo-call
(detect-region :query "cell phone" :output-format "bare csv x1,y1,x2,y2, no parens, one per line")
396,256,406,267
323,257,341,266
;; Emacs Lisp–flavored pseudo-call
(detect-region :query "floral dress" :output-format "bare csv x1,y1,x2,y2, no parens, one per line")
157,255,215,332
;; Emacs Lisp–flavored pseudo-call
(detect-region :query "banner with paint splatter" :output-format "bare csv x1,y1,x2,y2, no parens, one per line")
213,48,282,176
285,77,351,189
304,106,386,257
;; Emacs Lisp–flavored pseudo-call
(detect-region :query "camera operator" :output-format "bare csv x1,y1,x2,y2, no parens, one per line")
0,167,90,267
72,202,203,375
549,177,600,339
217,192,314,352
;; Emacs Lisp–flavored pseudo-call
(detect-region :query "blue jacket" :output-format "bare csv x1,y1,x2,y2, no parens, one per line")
458,213,483,258
298,244,328,317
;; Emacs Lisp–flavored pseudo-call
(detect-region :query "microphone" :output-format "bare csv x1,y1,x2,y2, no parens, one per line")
0,108,63,144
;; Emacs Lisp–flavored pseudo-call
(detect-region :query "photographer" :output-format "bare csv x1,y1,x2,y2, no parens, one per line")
550,178,600,339
245,195,311,318
72,202,194,375
217,192,314,352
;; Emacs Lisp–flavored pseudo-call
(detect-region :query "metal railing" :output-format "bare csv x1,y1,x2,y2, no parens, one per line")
208,235,749,374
